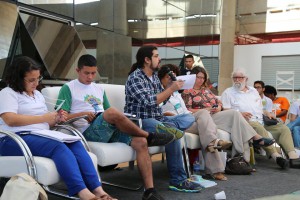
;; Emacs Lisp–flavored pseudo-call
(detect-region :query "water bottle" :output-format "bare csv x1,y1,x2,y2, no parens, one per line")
193,156,201,175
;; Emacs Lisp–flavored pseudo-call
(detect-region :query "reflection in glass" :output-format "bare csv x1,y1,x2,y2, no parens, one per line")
75,0,113,31
18,0,74,18
19,13,94,80
0,2,18,78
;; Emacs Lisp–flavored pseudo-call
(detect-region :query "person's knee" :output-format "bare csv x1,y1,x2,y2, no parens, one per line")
104,107,126,123
195,109,210,117
131,137,148,151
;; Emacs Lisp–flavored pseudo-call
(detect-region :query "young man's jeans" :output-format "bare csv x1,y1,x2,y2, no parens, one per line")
287,117,300,148
142,113,195,186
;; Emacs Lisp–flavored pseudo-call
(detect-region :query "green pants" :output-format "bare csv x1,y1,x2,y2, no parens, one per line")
249,121,295,156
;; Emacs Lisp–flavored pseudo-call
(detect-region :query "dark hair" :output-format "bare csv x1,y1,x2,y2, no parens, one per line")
5,56,41,93
158,64,180,80
254,80,265,88
185,54,194,60
264,85,277,96
128,45,157,75
191,66,208,87
78,54,97,69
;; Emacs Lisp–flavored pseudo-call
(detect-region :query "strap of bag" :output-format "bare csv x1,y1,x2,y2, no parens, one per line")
15,173,48,200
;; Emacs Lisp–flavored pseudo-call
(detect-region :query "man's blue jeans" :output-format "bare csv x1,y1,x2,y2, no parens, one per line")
287,117,300,148
142,113,195,186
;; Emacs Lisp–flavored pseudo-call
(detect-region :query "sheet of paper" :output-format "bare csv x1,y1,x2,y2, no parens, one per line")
31,129,81,143
176,74,196,89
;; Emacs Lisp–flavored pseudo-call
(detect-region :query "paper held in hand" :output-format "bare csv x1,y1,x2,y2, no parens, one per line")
176,74,196,89
30,130,81,143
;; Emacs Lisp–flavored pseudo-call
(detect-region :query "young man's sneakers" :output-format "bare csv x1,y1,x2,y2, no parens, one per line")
169,179,203,193
147,131,175,147
156,123,184,140
142,188,165,200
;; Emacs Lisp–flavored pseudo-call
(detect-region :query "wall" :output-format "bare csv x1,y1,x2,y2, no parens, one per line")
234,42,300,85
132,45,219,63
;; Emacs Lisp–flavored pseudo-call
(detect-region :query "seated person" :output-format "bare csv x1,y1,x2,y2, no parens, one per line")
0,56,116,200
125,45,202,193
57,54,175,200
159,64,232,181
180,66,274,169
264,85,290,123
287,100,300,148
254,81,273,113
221,68,300,169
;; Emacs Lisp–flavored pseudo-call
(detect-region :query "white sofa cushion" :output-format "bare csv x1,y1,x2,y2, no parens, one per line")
88,141,164,166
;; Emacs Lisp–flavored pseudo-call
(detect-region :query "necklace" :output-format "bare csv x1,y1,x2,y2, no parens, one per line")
25,92,35,99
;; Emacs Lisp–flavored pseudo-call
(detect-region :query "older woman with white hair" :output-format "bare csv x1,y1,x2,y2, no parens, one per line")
221,68,300,169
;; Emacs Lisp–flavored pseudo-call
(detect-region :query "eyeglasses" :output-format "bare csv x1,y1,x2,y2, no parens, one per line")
232,77,245,80
24,76,43,84
196,76,205,80
254,86,262,89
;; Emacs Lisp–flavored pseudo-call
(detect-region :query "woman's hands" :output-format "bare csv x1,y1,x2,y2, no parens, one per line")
43,110,68,126
209,105,222,114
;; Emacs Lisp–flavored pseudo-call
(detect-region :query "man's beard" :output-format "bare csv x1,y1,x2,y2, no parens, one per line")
150,64,159,72
233,82,246,91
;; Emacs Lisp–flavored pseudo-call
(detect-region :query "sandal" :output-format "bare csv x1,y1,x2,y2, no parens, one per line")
203,173,227,181
253,137,275,148
213,173,228,181
207,139,232,153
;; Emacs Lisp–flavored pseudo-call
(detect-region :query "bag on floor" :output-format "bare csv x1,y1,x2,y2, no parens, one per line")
0,173,48,200
225,155,252,175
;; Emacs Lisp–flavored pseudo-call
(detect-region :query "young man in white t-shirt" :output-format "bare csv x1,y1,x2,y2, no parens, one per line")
57,54,176,200
254,80,273,113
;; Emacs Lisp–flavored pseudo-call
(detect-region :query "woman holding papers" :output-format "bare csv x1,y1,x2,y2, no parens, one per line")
174,66,273,178
0,56,116,200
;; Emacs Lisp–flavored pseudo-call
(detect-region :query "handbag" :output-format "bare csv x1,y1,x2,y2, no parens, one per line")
0,173,48,200
262,115,278,126
225,155,252,175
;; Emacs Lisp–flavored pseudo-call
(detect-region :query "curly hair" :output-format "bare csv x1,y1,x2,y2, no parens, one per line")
158,64,180,80
5,56,41,93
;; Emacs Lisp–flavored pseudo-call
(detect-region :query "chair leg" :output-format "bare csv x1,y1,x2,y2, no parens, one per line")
102,181,143,191
42,185,80,200
182,137,192,178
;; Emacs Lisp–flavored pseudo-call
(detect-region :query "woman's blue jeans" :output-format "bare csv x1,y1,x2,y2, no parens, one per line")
287,117,300,148
142,113,195,186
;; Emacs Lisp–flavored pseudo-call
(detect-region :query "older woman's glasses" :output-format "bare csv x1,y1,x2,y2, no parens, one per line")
24,76,43,84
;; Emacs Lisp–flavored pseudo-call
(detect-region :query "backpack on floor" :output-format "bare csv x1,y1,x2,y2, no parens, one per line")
225,155,252,175
0,173,48,200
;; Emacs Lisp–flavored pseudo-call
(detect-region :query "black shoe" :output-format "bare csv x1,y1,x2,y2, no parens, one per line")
142,190,165,200
147,132,175,147
276,157,288,169
289,158,300,168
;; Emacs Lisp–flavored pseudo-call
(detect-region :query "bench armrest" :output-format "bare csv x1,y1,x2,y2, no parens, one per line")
0,130,37,179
